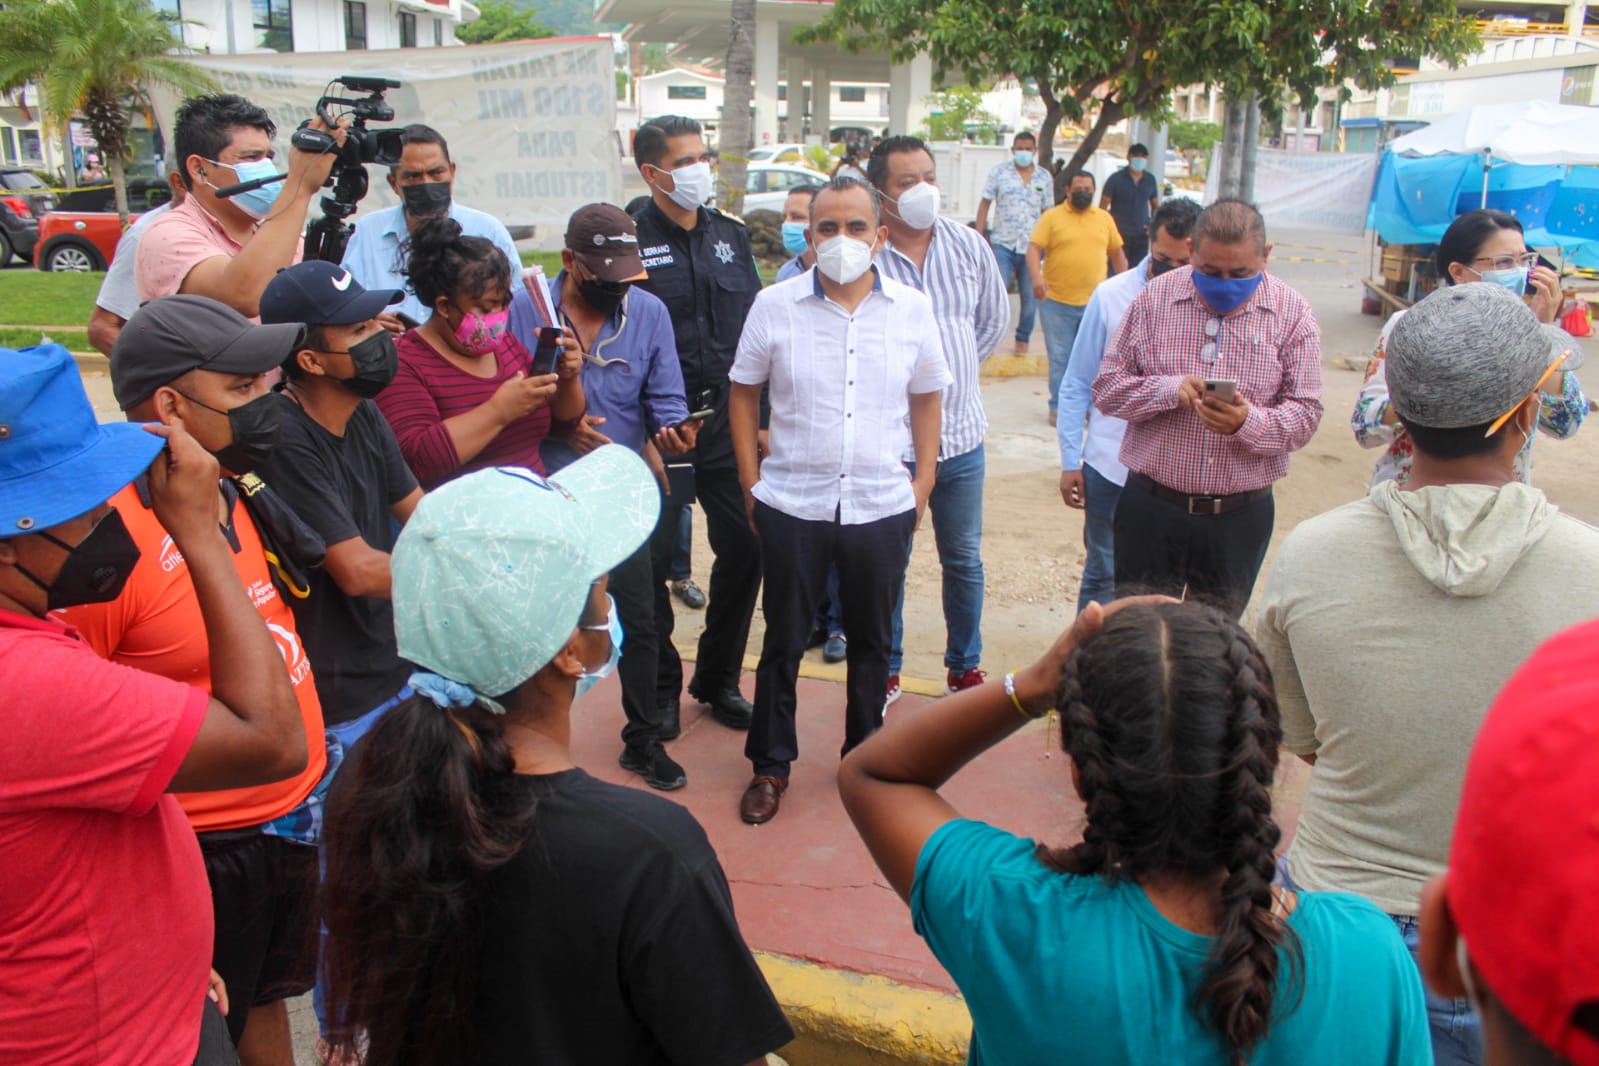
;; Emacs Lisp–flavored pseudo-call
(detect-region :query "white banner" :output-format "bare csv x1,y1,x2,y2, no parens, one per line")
1204,147,1378,235
147,38,621,237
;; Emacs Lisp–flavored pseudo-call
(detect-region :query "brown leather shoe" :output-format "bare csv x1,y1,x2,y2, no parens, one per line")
739,775,788,825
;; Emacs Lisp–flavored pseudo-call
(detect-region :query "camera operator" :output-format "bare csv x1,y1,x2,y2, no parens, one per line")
135,93,345,320
341,123,520,329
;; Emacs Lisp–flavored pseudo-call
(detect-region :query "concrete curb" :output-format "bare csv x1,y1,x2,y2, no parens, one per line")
756,952,970,1066
979,353,1045,378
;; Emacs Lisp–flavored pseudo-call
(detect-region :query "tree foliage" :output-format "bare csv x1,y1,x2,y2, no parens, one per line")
800,0,1480,173
0,0,214,225
456,0,555,44
922,85,1001,142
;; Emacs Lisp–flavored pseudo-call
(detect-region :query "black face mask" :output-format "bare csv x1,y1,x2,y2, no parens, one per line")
1069,190,1094,210
15,510,142,610
321,331,399,398
578,276,630,317
401,181,452,218
179,390,282,474
1149,257,1179,278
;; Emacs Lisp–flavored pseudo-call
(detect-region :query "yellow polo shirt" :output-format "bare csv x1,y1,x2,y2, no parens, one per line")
1029,204,1123,306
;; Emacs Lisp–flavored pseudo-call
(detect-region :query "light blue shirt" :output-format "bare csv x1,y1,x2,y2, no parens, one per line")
1057,257,1150,482
912,819,1431,1066
775,255,808,282
94,201,174,320
340,201,521,323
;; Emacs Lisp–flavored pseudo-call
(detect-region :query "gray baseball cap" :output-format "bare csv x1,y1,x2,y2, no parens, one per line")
1387,283,1584,431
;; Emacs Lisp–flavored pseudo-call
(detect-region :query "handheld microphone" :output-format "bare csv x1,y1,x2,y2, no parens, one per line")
213,172,288,199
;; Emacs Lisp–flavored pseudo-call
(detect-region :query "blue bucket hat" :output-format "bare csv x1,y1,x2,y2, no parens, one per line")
392,445,661,700
0,344,165,538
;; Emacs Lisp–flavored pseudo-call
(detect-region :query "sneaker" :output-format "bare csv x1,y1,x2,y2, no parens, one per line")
672,578,707,610
946,667,987,694
884,674,902,708
619,745,687,791
823,633,847,663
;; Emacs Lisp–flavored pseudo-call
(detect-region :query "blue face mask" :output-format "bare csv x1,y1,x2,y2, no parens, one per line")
781,220,810,257
574,594,623,702
1191,270,1264,315
1013,150,1034,168
1475,266,1528,296
207,156,283,220
1130,157,1148,173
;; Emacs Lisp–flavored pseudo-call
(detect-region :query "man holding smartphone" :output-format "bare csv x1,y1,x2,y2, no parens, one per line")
541,204,701,790
1092,199,1323,617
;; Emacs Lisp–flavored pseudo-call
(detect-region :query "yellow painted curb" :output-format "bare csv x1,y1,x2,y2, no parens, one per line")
979,353,1045,378
674,644,945,698
755,951,970,1066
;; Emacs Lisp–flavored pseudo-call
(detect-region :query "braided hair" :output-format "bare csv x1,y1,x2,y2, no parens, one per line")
1037,601,1302,1064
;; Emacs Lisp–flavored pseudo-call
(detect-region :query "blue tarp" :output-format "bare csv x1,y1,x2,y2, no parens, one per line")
1369,150,1599,263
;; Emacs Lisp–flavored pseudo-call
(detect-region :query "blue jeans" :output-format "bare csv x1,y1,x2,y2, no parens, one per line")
1040,299,1086,413
813,565,844,637
1276,855,1482,1066
991,242,1037,343
1078,463,1120,612
890,444,985,674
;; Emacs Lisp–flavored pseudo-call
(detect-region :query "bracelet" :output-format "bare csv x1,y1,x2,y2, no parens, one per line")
1004,672,1044,720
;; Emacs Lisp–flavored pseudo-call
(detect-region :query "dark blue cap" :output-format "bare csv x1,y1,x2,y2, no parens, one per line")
259,261,403,328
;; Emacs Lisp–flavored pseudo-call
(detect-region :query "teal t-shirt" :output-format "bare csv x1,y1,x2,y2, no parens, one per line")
911,819,1431,1066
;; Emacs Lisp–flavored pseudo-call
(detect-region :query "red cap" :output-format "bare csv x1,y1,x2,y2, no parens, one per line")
1449,618,1599,1065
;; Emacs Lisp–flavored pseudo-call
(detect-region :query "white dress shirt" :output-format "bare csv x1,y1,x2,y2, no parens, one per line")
876,216,1010,461
730,267,952,525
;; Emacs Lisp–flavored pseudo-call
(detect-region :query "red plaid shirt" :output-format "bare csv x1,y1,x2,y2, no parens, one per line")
1092,267,1323,495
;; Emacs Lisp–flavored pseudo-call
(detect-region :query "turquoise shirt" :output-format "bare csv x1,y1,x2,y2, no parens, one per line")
912,819,1431,1066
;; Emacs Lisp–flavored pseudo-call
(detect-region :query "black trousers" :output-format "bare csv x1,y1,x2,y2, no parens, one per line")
608,538,663,751
649,465,694,705
1112,475,1275,619
745,501,915,779
653,462,762,699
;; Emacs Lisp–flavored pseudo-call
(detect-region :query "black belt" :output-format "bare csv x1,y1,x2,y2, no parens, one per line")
1127,472,1271,516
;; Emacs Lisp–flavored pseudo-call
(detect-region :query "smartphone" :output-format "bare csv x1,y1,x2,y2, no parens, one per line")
528,327,562,376
681,408,715,424
1204,379,1238,404
394,311,421,330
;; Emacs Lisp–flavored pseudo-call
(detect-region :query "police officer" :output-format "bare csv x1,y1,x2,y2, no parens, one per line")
631,115,763,735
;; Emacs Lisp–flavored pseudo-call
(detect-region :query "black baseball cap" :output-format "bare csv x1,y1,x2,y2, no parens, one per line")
111,294,306,410
565,203,648,282
259,261,404,328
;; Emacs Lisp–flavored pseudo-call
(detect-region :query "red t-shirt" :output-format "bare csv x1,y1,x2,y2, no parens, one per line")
59,482,327,831
378,329,552,488
0,608,212,1065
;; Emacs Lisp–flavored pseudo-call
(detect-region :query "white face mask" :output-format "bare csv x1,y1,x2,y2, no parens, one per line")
656,161,713,211
892,182,940,230
815,235,875,285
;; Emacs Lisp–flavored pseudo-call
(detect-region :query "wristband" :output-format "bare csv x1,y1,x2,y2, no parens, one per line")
1004,671,1045,720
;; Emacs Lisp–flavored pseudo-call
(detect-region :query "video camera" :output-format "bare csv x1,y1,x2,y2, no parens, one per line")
292,75,405,264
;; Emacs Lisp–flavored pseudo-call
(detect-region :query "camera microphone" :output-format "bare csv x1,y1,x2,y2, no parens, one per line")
213,172,289,199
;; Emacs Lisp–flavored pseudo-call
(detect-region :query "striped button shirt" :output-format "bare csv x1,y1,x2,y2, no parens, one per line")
1092,267,1323,496
877,216,1010,460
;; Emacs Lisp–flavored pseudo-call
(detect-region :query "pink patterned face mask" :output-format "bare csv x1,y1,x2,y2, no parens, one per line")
452,308,510,353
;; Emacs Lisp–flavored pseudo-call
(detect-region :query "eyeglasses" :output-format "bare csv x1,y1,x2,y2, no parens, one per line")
1484,350,1569,437
1200,317,1222,363
1471,252,1538,272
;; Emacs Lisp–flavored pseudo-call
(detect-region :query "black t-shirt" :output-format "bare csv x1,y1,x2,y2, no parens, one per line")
1102,167,1159,238
257,393,418,724
474,769,793,1066
631,201,761,470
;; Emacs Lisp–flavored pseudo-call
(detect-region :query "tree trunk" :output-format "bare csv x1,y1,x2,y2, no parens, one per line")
1057,97,1126,200
108,152,130,229
719,0,757,215
1036,78,1062,173
1240,94,1261,202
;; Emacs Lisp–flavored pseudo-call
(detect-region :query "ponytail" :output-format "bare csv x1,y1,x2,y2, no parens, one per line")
321,695,535,1066
403,215,511,310
1037,602,1302,1063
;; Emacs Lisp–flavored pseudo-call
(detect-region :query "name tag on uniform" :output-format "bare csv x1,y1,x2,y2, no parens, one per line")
641,244,674,269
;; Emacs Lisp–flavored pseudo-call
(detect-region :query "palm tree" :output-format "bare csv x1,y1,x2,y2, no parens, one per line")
0,0,215,226
718,0,756,214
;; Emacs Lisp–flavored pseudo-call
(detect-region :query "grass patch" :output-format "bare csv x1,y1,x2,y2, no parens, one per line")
0,270,103,327
1,326,91,351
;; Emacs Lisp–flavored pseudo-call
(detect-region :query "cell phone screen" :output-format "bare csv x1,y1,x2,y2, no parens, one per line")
529,327,561,376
